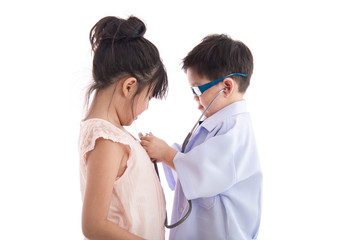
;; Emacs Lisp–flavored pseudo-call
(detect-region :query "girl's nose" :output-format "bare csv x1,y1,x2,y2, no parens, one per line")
194,95,199,101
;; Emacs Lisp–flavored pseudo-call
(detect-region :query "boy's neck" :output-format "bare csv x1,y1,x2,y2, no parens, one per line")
222,91,244,108
228,91,244,102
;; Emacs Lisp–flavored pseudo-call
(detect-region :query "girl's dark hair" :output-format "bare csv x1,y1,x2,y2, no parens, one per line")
182,34,253,93
86,16,168,106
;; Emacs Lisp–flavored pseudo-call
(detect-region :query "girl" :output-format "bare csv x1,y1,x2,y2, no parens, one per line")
78,16,168,240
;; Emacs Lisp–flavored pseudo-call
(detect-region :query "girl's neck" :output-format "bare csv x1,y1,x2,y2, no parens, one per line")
85,89,123,129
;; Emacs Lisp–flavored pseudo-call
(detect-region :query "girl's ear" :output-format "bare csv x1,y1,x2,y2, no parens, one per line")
120,77,138,97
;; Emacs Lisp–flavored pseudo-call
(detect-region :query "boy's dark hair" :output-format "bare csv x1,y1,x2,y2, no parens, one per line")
182,34,253,93
86,16,168,105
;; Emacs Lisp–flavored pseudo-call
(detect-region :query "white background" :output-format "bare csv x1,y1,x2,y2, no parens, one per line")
1,0,359,239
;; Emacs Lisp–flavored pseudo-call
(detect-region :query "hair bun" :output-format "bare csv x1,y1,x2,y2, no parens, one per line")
120,16,146,39
90,16,146,51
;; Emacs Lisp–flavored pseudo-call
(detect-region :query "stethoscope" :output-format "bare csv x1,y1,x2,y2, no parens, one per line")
153,88,227,228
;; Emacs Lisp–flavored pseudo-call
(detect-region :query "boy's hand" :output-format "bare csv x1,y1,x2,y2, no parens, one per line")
140,133,177,170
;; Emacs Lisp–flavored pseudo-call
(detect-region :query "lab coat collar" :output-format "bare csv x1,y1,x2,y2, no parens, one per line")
201,100,248,132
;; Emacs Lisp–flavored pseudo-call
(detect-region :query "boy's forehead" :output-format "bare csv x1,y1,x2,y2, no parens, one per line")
186,68,210,85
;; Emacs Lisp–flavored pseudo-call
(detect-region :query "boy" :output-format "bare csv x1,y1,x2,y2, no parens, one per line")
140,34,262,240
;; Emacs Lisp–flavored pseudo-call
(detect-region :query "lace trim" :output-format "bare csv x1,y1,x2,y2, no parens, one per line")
79,118,134,166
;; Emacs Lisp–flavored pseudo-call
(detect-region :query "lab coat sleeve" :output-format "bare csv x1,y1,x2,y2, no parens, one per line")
162,143,181,190
173,120,256,199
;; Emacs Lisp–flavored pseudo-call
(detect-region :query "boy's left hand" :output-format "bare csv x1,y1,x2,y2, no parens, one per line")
139,132,166,160
140,133,177,170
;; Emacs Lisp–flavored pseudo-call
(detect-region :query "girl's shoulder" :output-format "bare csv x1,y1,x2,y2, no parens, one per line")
79,118,133,154
80,118,127,137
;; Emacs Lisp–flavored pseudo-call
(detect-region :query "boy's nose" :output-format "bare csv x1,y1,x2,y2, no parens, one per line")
194,95,199,101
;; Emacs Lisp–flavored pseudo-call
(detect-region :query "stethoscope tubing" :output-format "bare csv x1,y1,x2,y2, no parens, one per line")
157,88,225,228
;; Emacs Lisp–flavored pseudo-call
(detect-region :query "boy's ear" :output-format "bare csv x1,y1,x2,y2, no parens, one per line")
120,77,137,97
223,78,235,96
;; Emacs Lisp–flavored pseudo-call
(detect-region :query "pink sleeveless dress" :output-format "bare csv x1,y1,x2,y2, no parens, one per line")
79,118,166,240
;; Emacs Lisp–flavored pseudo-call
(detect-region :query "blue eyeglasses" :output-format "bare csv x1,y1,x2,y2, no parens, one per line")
191,73,248,96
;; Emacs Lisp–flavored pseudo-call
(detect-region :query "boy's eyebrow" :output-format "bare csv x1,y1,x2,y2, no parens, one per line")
191,80,210,87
